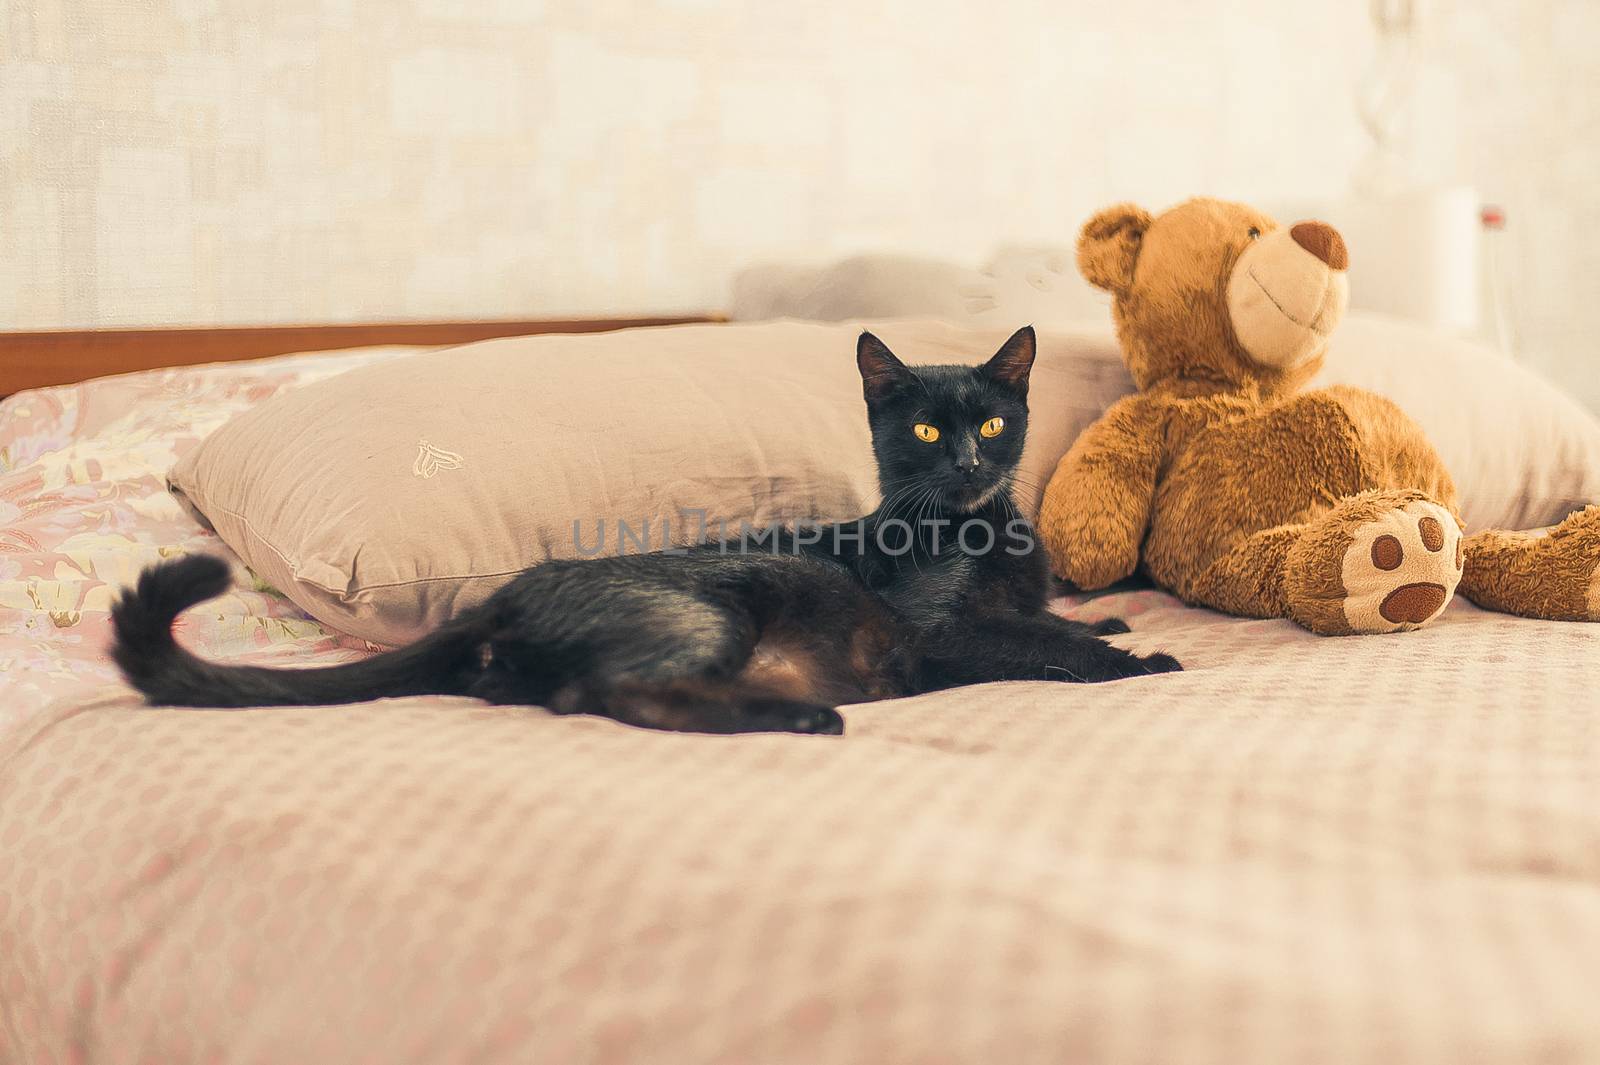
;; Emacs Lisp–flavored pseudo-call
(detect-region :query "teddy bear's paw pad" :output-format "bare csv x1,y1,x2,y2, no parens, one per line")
1340,500,1462,632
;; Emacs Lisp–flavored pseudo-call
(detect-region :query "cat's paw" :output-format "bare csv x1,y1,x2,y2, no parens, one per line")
1090,617,1131,636
1047,646,1182,683
1138,651,1182,674
797,706,846,735
743,701,845,736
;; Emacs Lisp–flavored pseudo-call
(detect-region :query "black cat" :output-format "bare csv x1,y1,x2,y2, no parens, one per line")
112,326,1179,734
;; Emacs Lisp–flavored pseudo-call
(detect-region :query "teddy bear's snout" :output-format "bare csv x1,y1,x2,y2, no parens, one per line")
1223,220,1351,372
1290,222,1348,271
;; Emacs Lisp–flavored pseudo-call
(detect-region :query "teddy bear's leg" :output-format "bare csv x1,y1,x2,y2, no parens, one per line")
1281,489,1464,634
1457,506,1600,621
1187,490,1463,634
1186,524,1308,620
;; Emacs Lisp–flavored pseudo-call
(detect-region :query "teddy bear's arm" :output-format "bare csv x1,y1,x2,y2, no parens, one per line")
1038,395,1166,590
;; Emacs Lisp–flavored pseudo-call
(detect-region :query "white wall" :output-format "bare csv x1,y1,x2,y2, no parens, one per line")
1,1,1593,407
1406,0,1600,410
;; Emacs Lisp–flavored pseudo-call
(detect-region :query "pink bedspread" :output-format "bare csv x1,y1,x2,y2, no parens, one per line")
3,350,1599,1065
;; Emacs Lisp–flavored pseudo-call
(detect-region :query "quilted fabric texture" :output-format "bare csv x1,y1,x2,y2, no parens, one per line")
4,344,1600,1064
3,600,1600,1064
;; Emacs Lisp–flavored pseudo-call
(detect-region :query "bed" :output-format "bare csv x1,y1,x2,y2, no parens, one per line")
3,336,1600,1064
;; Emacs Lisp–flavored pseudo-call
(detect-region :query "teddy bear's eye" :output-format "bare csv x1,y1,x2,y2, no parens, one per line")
1248,227,1262,240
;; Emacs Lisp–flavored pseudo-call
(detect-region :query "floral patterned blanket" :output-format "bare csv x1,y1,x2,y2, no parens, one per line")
0,349,425,731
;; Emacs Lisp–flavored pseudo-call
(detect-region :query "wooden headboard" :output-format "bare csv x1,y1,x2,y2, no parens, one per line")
0,316,722,396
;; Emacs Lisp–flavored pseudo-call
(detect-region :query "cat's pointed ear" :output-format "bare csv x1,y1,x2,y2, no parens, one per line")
983,325,1036,393
1078,203,1152,294
857,332,912,403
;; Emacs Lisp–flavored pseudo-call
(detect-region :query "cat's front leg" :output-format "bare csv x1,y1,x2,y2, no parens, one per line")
1063,616,1131,637
1026,620,1180,682
910,614,1179,691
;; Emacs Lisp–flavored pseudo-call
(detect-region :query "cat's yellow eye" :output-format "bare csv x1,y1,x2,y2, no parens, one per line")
980,416,1005,438
913,423,940,443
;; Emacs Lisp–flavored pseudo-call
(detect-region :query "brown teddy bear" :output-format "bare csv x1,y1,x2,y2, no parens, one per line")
1038,197,1600,634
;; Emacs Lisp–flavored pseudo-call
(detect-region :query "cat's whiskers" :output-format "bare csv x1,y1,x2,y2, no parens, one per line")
895,485,940,575
876,474,930,499
875,478,932,525
968,472,1017,513
999,483,1022,525
873,479,919,514
921,486,943,552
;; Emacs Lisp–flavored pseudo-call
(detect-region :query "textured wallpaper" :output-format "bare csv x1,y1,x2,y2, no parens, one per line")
0,1,1370,326
0,1,1594,407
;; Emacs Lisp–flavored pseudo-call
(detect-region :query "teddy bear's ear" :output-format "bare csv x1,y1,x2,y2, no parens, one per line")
1077,203,1153,294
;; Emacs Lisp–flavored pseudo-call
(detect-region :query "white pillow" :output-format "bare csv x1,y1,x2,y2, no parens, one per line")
1314,314,1600,531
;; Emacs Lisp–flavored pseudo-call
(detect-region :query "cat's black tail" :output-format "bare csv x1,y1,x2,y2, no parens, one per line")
111,554,492,708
